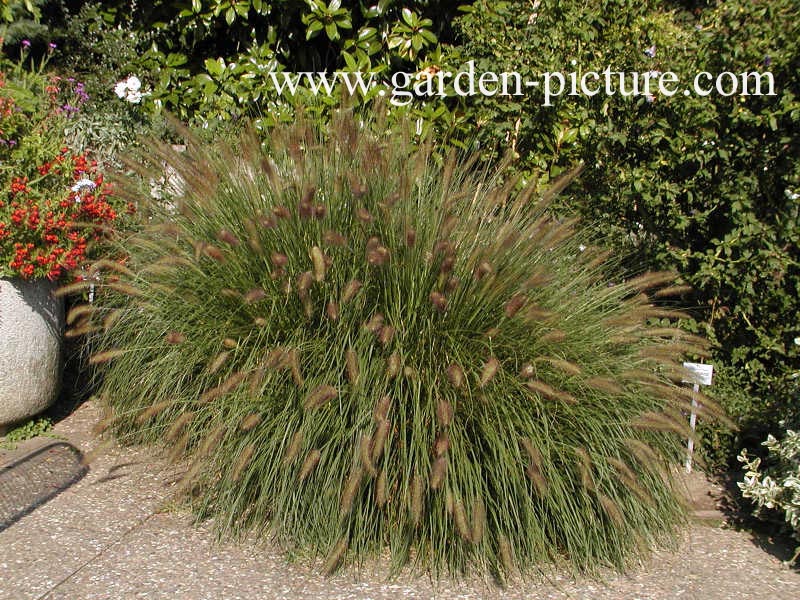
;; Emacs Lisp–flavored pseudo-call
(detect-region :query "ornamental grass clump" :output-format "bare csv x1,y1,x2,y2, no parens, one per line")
79,115,728,578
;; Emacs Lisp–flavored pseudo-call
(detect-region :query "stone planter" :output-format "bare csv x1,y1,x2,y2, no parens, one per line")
0,277,64,431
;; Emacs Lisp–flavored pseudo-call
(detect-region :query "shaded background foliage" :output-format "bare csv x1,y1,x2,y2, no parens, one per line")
6,0,798,472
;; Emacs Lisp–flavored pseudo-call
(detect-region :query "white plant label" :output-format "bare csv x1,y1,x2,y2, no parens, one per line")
682,362,714,386
682,362,713,473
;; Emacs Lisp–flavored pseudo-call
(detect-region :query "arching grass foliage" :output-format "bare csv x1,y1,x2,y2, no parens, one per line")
71,115,728,578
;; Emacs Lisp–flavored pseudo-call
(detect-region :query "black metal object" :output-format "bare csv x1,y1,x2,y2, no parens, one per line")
0,441,87,531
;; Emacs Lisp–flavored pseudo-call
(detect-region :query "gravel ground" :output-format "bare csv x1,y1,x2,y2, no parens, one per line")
1,401,798,600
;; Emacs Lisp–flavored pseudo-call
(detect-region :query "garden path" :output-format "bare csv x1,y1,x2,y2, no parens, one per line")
1,401,798,600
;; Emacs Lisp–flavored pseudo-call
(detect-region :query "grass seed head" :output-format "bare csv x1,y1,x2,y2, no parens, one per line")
585,377,625,395
574,447,595,492
326,301,339,321
471,497,486,545
626,271,677,293
498,534,514,575
310,246,326,281
434,432,450,457
135,400,171,424
270,252,288,267
239,413,262,431
473,261,493,280
299,449,322,481
66,303,94,325
430,456,448,489
296,271,314,299
288,349,304,387
284,430,304,464
518,363,535,379
453,499,472,542
378,325,395,346
539,329,566,343
322,535,349,577
541,357,582,377
445,276,460,293
373,395,392,422
88,348,127,365
345,348,359,385
504,294,527,318
207,351,230,374
323,230,347,247
526,380,577,404
258,213,277,229
654,284,693,298
436,399,454,427
165,412,194,441
376,470,388,508
197,424,227,458
429,291,447,312
360,434,377,476
364,313,385,333
304,384,338,410
411,474,424,527
243,288,267,304
217,229,240,246
231,444,255,482
370,419,391,463
341,279,362,304
272,205,290,219
598,493,625,527
202,245,226,263
340,467,364,517
446,363,465,389
479,357,501,387
356,207,374,223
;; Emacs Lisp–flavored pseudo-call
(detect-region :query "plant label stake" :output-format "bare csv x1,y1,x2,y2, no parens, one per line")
682,362,714,473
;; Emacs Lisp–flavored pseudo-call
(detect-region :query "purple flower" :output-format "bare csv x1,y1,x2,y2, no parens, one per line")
764,55,772,67
48,42,57,51
74,82,90,104
21,40,31,49
643,44,656,58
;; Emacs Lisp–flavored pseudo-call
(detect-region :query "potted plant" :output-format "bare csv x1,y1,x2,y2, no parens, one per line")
0,40,124,431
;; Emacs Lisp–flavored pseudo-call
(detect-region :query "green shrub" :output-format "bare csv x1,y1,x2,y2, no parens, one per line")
75,116,728,577
738,428,800,565
452,0,800,472
46,1,467,128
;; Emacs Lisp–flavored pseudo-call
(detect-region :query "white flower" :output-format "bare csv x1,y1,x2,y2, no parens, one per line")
114,80,127,98
71,178,96,193
794,336,800,346
114,75,148,104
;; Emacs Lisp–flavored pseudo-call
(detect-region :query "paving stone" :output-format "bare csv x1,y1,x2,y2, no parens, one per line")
1,401,798,600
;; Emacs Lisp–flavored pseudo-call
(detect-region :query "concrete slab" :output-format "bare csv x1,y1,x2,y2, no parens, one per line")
0,401,798,600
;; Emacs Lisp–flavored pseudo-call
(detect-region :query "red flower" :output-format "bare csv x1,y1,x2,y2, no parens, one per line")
2,150,124,279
